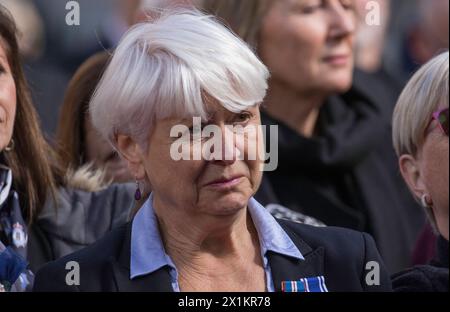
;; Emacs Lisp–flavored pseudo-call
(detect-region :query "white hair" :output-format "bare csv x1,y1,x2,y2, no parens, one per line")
90,9,269,149
392,51,449,157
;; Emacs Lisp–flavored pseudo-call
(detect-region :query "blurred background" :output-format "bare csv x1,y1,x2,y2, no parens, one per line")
0,0,448,138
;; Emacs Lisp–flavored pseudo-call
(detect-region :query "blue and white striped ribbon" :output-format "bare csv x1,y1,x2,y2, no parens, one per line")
282,276,328,292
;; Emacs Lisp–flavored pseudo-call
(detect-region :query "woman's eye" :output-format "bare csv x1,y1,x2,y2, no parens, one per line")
340,0,355,11
235,113,252,124
189,123,207,133
294,1,323,14
302,5,321,13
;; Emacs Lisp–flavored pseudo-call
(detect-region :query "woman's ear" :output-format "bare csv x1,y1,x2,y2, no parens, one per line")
399,154,428,200
116,134,146,180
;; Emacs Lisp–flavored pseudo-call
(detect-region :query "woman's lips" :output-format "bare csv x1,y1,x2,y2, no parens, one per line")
206,176,243,189
322,54,350,66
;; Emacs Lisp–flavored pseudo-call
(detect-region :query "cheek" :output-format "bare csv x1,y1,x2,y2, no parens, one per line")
247,160,263,192
234,130,263,193
146,145,203,198
0,78,17,148
291,19,328,57
1,83,16,116
422,141,449,204
260,15,329,88
262,18,325,63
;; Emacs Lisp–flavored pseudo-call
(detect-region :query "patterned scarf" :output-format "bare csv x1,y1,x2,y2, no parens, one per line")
0,166,33,291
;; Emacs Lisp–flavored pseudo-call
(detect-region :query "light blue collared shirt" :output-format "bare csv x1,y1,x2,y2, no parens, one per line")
130,193,304,292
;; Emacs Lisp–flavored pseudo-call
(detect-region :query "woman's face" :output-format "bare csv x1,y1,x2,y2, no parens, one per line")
418,106,449,239
142,101,264,217
84,117,133,183
259,0,356,94
0,42,17,152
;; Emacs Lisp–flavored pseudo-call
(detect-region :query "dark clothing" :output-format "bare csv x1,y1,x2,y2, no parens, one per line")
0,168,29,261
412,224,438,265
255,78,424,274
33,220,392,292
353,69,404,123
27,183,134,273
392,237,449,292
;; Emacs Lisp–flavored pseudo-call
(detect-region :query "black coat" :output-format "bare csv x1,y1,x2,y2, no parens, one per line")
392,236,449,292
33,220,392,292
255,76,424,274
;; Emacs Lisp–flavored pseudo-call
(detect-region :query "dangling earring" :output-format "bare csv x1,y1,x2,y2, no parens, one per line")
4,139,15,152
134,180,142,201
421,194,432,208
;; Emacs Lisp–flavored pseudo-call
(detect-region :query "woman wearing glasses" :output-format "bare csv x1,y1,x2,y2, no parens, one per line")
392,51,448,292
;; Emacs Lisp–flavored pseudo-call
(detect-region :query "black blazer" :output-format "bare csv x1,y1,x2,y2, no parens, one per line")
33,220,392,292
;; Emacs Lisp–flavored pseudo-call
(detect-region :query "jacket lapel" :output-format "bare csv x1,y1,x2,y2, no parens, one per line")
109,220,326,292
268,222,325,292
111,223,174,292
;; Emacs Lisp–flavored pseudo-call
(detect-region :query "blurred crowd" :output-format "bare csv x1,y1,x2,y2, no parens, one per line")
0,0,446,135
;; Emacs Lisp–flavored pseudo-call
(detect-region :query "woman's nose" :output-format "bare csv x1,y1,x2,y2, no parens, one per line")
328,3,356,40
208,126,239,166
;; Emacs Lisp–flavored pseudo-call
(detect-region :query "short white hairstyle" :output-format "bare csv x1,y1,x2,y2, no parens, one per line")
392,51,449,157
90,9,269,149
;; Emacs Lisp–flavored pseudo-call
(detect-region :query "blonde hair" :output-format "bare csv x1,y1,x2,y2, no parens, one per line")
392,51,449,157
201,0,272,49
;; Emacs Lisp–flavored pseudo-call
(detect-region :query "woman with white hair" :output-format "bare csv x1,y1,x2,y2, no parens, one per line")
391,52,448,292
33,10,391,292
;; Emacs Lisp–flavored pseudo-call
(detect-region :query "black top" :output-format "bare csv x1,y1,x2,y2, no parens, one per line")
392,236,449,292
255,75,424,273
33,220,392,292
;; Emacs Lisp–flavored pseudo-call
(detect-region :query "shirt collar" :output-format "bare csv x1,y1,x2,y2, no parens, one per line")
130,193,176,279
247,197,304,261
130,194,303,279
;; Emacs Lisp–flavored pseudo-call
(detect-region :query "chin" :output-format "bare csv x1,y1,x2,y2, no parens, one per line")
206,192,250,216
327,76,353,94
321,67,353,94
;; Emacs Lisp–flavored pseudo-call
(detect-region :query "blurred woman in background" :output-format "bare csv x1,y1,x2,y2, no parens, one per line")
56,51,133,184
0,6,133,290
0,4,58,290
202,0,424,273
392,52,448,292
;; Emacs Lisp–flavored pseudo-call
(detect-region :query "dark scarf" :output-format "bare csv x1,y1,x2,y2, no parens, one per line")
258,83,424,273
392,237,449,292
0,166,33,291
260,85,389,221
0,167,28,260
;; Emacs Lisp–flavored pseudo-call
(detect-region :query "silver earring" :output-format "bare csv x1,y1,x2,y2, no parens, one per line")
4,139,14,152
421,194,431,208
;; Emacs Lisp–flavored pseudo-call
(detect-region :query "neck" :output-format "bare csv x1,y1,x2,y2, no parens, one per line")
264,79,327,138
153,195,261,271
